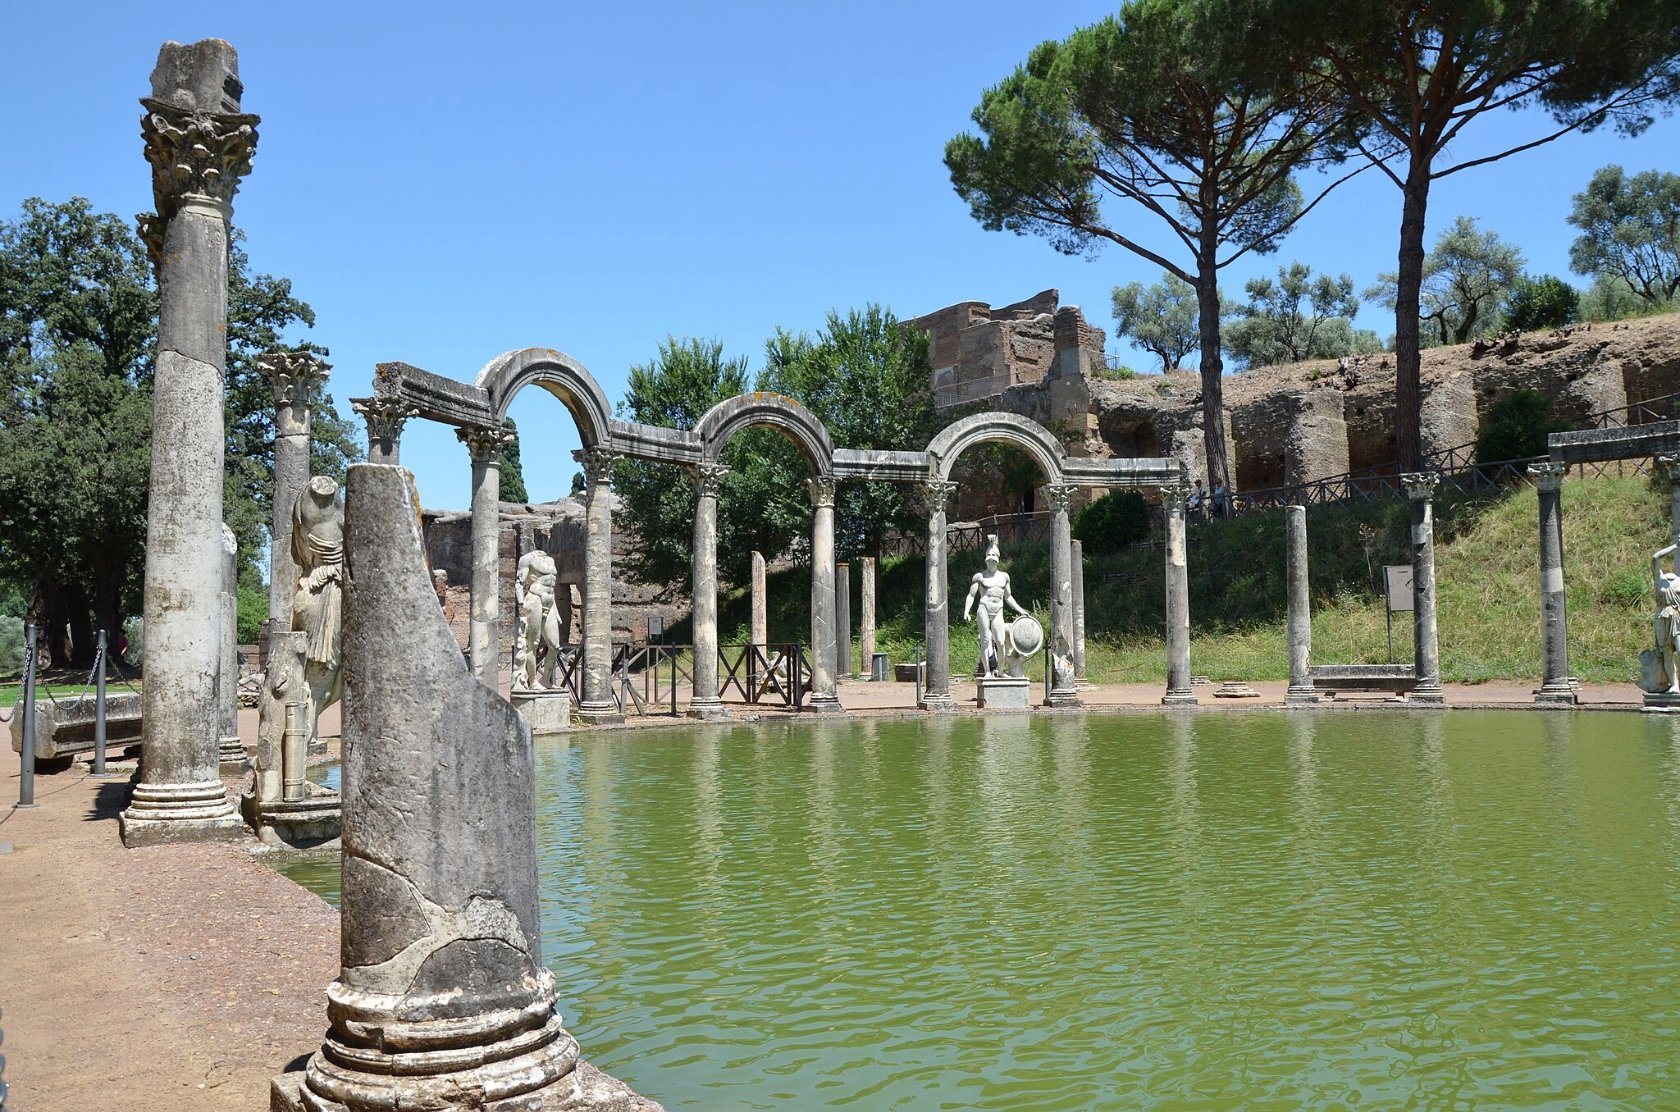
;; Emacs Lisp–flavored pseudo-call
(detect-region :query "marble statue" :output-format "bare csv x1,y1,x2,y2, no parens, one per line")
1640,543,1680,695
514,548,562,691
963,534,1032,677
292,476,345,718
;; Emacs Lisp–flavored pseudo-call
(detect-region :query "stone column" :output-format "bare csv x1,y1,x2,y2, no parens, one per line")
687,463,729,720
1659,455,1680,547
1402,473,1445,704
835,561,852,680
860,556,877,678
806,476,844,714
1531,462,1577,706
459,424,513,689
350,395,416,465
1071,538,1088,683
121,40,257,847
1045,483,1082,708
1284,504,1316,704
259,351,330,629
1162,484,1197,706
218,524,244,767
918,480,959,711
750,551,768,646
575,447,624,723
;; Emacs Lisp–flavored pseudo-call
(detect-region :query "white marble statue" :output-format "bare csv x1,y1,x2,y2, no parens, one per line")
514,549,562,691
1640,543,1680,694
291,476,344,718
963,534,1032,677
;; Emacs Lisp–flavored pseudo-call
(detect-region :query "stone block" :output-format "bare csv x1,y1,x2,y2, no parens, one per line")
9,691,142,762
976,676,1031,710
512,691,572,734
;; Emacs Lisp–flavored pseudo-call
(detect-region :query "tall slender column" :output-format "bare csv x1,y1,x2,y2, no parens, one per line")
1071,538,1088,682
750,551,768,646
218,524,244,766
350,395,416,465
806,476,844,714
687,463,729,720
260,351,331,629
860,556,877,677
835,561,852,680
576,447,624,723
459,424,513,689
1162,484,1197,706
918,480,959,711
1284,504,1316,704
1402,473,1445,704
1045,483,1082,707
1531,463,1577,706
1658,455,1680,547
121,40,257,847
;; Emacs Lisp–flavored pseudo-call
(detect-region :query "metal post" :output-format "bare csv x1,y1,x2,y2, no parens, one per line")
17,624,38,808
91,630,112,777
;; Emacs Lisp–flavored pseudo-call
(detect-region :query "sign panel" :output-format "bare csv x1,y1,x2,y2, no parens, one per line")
1384,565,1415,612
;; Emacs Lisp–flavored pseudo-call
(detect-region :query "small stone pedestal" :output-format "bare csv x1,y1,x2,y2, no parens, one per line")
513,691,573,733
241,787,341,848
1643,691,1680,713
977,676,1031,710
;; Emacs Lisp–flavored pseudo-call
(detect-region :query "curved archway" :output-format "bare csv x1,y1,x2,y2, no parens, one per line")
926,411,1066,484
696,392,835,474
474,347,615,450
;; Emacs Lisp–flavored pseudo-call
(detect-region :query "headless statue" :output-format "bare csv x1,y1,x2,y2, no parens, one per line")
1643,542,1680,695
514,549,562,691
291,476,344,724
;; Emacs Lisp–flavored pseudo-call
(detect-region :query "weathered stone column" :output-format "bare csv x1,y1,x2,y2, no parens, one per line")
686,463,729,720
1402,473,1445,704
918,480,959,711
750,551,767,646
835,561,852,679
1659,455,1680,546
218,524,244,767
1162,484,1197,706
1071,537,1088,683
1531,462,1577,706
806,476,843,714
576,447,624,723
260,351,330,627
459,424,513,689
1284,504,1316,704
120,40,257,847
275,463,654,1112
1046,483,1082,707
860,556,877,677
350,395,416,465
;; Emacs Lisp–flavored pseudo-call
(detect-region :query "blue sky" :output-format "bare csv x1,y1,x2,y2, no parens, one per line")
5,0,1678,510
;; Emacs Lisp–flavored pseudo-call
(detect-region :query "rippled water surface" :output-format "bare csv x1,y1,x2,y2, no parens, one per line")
278,711,1680,1108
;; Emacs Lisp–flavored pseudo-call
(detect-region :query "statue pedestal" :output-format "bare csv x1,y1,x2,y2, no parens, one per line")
512,691,572,734
241,784,342,848
1643,691,1680,713
976,676,1031,710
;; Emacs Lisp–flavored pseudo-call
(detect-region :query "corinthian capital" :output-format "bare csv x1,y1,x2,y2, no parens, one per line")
914,479,959,516
1159,482,1189,513
1528,462,1568,493
688,462,729,497
351,396,418,444
258,351,332,410
1400,472,1439,503
574,447,622,487
1042,483,1077,513
804,476,838,509
458,423,516,463
140,98,260,216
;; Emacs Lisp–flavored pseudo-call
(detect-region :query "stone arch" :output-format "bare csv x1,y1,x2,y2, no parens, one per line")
474,348,614,450
696,392,835,474
926,411,1067,484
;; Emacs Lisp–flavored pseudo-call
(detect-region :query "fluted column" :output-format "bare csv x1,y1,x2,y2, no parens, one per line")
1402,473,1445,704
1284,504,1316,704
576,447,624,723
459,424,513,689
260,351,331,627
1071,538,1087,682
806,476,844,714
351,395,417,465
918,479,959,711
1531,463,1577,706
687,463,729,720
121,39,257,847
1045,483,1082,707
1162,483,1197,706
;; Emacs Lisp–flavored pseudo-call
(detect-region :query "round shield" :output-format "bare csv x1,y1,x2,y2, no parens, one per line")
1006,614,1044,658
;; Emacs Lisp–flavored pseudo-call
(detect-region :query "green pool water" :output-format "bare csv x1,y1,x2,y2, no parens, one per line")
276,711,1680,1109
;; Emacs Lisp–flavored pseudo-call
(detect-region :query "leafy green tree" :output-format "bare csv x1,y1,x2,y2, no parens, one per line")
1475,389,1573,465
1111,272,1200,373
498,418,529,503
1503,275,1581,331
1224,261,1365,367
1239,0,1680,470
1073,490,1152,553
1581,271,1644,320
945,0,1364,494
1370,218,1525,345
1567,164,1680,304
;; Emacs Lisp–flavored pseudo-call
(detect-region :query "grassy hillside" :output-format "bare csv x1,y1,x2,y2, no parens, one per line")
699,473,1667,686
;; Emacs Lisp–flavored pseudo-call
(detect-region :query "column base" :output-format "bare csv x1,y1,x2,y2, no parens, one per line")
218,735,249,770
1284,684,1319,705
240,786,342,849
918,693,957,712
1044,686,1083,709
807,693,846,715
271,1055,657,1112
1406,686,1447,705
685,697,732,721
1534,683,1579,707
573,700,625,726
1161,690,1199,707
1643,691,1680,713
120,779,247,847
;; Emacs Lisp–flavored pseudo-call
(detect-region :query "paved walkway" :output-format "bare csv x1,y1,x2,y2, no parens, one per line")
0,674,1645,1110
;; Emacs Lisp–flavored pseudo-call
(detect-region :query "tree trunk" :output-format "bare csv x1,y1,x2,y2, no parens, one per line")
1195,269,1231,497
1394,165,1431,473
33,579,73,668
64,579,94,666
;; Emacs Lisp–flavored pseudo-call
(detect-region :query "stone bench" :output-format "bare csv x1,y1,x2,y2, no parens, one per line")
1308,664,1416,695
9,692,143,764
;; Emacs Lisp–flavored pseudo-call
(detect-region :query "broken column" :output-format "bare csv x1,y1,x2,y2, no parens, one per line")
1071,538,1087,683
1162,484,1197,706
1402,474,1445,704
835,561,852,680
272,463,656,1112
261,351,331,632
575,447,624,723
860,556,877,678
750,551,767,646
918,480,959,711
460,424,513,689
121,39,257,846
686,463,728,720
806,477,843,714
350,395,416,465
1045,483,1081,707
1284,504,1316,704
218,524,244,767
1531,462,1577,706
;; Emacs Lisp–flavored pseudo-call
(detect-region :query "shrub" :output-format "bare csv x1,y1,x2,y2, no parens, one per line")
1073,491,1152,553
0,615,24,679
237,584,269,644
1475,389,1573,465
1503,275,1580,331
